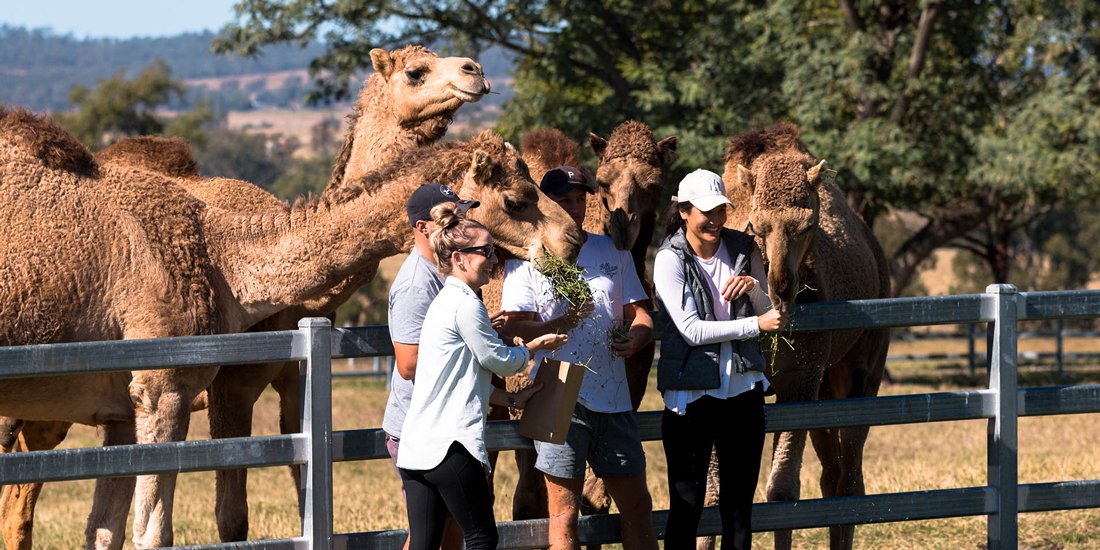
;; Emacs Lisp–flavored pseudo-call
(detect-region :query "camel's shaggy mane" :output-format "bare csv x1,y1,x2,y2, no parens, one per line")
724,122,810,169
521,128,580,169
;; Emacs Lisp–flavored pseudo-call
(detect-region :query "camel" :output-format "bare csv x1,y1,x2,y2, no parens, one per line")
0,107,581,548
0,44,493,548
720,123,890,550
495,122,677,527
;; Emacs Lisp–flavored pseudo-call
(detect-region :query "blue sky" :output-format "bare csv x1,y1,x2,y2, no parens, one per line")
1,0,241,38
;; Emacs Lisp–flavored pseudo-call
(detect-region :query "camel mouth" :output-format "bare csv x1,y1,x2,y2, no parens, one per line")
450,83,490,103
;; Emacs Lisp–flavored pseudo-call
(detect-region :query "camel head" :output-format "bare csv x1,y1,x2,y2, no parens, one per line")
734,156,825,313
723,123,824,313
454,130,584,264
590,120,677,251
368,45,491,125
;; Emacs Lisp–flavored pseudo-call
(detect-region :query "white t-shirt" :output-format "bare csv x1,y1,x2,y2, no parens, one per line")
653,241,771,415
500,233,648,413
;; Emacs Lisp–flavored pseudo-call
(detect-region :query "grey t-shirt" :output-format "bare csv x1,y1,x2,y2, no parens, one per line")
382,249,445,438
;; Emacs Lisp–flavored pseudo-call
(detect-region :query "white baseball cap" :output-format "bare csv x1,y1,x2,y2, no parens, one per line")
672,169,733,212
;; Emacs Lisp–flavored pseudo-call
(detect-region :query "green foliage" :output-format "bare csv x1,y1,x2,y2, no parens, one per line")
217,0,1100,288
269,155,330,200
54,60,186,149
195,129,298,189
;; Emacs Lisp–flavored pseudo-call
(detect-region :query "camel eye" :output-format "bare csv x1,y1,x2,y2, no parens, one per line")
405,68,425,83
503,196,526,212
746,221,765,236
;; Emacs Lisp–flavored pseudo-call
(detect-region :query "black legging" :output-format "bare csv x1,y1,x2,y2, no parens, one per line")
398,442,498,550
662,386,766,550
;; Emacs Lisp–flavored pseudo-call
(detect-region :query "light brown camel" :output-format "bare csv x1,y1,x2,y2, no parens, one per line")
0,44,492,548
496,122,677,528
0,107,580,548
720,123,890,550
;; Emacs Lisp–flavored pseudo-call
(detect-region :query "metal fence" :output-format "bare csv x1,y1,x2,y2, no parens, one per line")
1,284,1099,549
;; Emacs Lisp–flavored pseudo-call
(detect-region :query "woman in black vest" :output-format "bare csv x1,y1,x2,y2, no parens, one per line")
652,169,787,550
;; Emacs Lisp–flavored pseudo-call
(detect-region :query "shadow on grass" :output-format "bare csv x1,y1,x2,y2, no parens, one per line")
886,360,1100,390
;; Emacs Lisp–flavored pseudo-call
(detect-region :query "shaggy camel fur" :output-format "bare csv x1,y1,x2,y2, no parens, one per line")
495,123,676,528
720,124,890,550
0,44,493,548
0,107,580,549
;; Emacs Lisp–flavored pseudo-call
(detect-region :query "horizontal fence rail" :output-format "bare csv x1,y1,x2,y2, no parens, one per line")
1,288,1099,549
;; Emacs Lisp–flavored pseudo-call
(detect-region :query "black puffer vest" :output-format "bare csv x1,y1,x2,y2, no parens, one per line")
655,227,767,391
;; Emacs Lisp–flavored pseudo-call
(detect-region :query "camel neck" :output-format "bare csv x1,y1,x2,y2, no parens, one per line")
336,78,449,189
204,181,415,329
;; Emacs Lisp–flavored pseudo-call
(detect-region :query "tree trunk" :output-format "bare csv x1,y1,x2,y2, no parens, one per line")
890,202,991,296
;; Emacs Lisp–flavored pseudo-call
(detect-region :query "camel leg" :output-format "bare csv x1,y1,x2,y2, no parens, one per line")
85,420,137,550
512,448,548,520
579,470,613,550
209,362,286,542
1,420,70,550
131,366,218,549
271,362,303,510
809,330,888,550
694,447,720,550
766,363,825,550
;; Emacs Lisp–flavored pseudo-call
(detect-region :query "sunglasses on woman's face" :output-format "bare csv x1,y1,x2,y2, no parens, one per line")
457,243,496,258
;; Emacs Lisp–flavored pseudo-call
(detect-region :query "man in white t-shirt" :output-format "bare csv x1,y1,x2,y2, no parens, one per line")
499,166,658,550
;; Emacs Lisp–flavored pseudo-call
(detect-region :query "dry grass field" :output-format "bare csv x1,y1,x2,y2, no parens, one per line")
23,342,1100,549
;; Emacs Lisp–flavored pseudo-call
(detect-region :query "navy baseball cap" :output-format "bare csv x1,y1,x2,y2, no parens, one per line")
406,183,480,227
539,166,595,197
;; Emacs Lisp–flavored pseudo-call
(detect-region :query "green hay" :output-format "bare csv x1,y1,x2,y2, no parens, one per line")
534,252,592,309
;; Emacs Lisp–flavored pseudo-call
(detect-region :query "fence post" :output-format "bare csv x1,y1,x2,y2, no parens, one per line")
300,317,334,549
985,285,1018,550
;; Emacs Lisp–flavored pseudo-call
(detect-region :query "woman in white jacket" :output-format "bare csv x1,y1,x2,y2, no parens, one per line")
397,203,566,550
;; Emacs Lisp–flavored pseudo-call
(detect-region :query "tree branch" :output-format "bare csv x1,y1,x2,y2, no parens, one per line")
890,200,991,296
838,0,864,32
891,0,943,123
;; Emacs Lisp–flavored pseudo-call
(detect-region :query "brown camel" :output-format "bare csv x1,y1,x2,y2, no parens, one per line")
0,44,493,548
0,107,581,548
720,123,890,550
497,122,677,528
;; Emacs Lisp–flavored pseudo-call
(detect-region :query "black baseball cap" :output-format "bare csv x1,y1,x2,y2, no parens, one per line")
406,183,480,227
539,166,595,197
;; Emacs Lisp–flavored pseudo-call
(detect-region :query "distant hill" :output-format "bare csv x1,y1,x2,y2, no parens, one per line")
0,25,515,114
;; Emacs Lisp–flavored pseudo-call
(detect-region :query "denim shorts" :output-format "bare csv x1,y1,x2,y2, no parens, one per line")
533,403,646,480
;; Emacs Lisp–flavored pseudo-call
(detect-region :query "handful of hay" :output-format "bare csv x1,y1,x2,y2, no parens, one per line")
535,253,592,309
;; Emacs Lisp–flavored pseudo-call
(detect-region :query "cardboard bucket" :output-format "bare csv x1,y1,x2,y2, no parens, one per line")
516,358,585,444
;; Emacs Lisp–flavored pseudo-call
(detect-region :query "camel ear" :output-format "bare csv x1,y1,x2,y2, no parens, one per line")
657,136,678,166
736,164,754,191
807,159,827,188
370,48,395,80
471,149,493,185
590,133,608,159
823,168,838,186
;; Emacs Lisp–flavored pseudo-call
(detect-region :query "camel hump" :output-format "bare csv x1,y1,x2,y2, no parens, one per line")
725,122,811,168
97,136,199,178
520,128,580,167
0,105,99,178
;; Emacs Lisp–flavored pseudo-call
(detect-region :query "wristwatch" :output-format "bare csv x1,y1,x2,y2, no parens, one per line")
507,395,518,415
